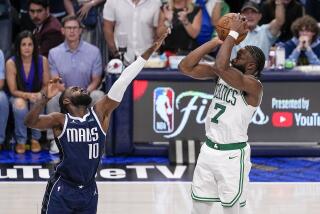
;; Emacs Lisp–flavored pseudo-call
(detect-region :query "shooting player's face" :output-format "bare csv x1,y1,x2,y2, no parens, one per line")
231,49,247,73
231,48,257,75
65,87,92,107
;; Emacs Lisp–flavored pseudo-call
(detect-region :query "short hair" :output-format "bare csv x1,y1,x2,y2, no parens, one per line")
59,90,68,114
244,45,265,78
61,15,84,28
291,15,319,38
28,0,50,8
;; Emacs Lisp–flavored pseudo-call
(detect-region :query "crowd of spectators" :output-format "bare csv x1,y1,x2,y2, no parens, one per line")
0,0,319,154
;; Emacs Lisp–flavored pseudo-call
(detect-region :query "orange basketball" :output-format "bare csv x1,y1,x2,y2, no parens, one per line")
216,13,247,45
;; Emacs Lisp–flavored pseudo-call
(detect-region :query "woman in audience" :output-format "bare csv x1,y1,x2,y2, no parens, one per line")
277,15,320,65
157,0,202,54
6,31,50,154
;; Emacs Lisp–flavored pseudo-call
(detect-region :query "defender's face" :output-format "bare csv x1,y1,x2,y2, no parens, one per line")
29,3,49,26
67,86,89,98
66,86,92,107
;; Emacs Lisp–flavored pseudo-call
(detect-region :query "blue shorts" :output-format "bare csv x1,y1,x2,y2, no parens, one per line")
41,175,98,214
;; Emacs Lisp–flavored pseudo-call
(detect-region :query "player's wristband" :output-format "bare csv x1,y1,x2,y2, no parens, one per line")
228,30,239,40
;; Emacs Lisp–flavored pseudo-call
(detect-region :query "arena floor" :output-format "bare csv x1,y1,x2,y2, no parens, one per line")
0,182,319,214
0,151,319,214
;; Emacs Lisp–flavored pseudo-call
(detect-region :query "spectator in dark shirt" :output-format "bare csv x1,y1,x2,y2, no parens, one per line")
19,0,67,31
0,0,12,59
157,0,202,54
277,15,320,65
305,0,320,22
259,0,303,42
28,0,64,57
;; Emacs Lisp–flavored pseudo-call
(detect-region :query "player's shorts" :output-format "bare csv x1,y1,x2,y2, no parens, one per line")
41,175,98,214
191,138,251,207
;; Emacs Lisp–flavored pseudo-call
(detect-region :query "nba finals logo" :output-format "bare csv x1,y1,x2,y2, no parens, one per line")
153,87,174,133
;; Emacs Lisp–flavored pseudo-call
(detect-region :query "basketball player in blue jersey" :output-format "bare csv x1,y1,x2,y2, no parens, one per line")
179,14,265,214
24,31,169,214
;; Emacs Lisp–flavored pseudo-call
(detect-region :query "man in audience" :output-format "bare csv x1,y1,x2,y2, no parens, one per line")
231,1,285,59
103,0,161,65
28,0,64,57
0,49,9,151
47,15,104,154
259,0,303,42
64,0,106,44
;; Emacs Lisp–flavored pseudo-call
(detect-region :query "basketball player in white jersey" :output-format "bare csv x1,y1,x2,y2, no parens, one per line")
179,14,265,214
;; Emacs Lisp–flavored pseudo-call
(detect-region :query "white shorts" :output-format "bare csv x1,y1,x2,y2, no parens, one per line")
191,143,251,207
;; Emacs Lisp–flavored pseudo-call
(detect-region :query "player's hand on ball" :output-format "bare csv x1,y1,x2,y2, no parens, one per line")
230,13,248,35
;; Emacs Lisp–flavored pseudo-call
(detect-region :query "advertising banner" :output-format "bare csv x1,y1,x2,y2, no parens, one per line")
133,80,320,143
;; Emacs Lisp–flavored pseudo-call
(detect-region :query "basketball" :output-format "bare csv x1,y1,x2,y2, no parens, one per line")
216,13,248,45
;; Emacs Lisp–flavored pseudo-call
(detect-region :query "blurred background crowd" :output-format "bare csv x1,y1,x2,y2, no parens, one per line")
0,0,319,155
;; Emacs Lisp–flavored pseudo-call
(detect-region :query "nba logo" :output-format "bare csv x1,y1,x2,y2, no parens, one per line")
153,87,174,133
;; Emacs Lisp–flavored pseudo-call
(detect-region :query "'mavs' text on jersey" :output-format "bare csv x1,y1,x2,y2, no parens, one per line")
67,127,99,142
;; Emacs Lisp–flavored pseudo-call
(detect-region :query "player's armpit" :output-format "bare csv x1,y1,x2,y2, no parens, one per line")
93,95,119,121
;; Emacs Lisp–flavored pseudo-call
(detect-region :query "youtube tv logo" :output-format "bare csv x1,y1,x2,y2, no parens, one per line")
272,112,293,127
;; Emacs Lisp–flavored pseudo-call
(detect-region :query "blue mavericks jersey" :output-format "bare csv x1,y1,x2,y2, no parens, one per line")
54,107,106,186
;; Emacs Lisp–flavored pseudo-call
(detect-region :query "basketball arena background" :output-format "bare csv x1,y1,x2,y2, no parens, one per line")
1,69,320,214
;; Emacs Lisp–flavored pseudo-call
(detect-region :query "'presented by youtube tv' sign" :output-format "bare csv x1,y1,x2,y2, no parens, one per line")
249,82,320,142
133,81,320,144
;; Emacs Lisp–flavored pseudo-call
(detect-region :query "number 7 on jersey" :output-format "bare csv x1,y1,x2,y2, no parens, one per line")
211,103,226,124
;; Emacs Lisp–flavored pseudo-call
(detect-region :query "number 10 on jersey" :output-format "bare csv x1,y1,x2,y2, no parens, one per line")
88,143,99,159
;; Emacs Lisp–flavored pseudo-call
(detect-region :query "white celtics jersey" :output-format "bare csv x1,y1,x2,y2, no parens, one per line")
205,78,258,144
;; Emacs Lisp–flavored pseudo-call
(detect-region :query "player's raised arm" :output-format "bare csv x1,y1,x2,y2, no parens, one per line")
178,37,222,80
213,14,263,103
24,77,65,130
93,30,169,125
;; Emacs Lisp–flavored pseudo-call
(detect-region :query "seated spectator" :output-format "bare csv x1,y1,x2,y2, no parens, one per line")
231,1,285,59
64,0,105,44
0,0,12,59
103,0,161,64
28,0,64,57
5,31,50,154
47,15,104,154
0,49,9,151
277,15,320,65
259,0,303,42
157,0,202,54
19,0,67,31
